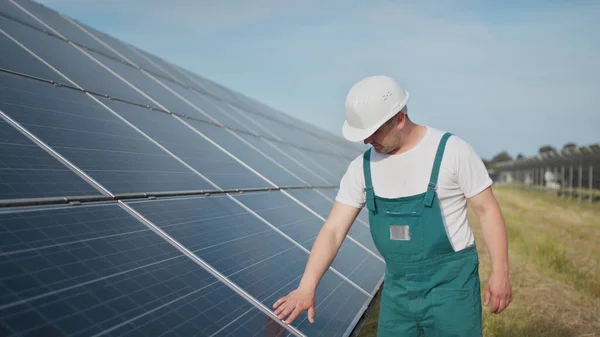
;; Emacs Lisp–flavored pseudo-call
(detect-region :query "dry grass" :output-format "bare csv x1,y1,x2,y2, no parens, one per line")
354,185,600,337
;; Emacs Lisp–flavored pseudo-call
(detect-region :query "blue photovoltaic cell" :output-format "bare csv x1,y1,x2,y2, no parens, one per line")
272,144,342,186
178,94,344,187
82,50,260,136
129,47,203,89
124,195,370,337
235,132,329,186
0,31,65,83
0,203,293,337
302,149,351,179
0,0,48,31
0,116,100,201
4,2,357,169
211,307,290,337
175,91,250,131
163,66,294,128
284,188,381,257
186,119,307,188
150,71,247,125
317,187,339,202
0,15,156,107
228,102,325,149
199,102,344,186
12,0,118,59
126,195,312,303
179,68,244,105
316,188,373,229
83,52,207,114
207,100,350,182
184,97,341,187
232,191,384,294
98,98,269,190
0,72,212,194
64,17,182,84
0,2,376,337
247,112,344,161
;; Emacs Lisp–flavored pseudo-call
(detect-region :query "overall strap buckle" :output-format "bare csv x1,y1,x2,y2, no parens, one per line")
424,182,436,207
362,149,377,214
365,186,377,214
423,132,452,207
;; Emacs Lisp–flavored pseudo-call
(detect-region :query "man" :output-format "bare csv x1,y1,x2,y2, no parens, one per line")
272,75,512,336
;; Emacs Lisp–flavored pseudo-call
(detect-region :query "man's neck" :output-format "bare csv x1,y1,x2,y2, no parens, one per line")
390,123,427,155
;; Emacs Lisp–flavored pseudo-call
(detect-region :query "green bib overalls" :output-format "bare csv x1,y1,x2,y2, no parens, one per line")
363,133,483,337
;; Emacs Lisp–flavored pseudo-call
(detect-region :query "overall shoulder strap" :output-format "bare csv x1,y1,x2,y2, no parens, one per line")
362,148,377,213
424,132,453,207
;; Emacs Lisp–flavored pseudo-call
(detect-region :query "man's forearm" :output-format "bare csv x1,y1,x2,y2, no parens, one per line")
479,204,509,276
298,225,344,292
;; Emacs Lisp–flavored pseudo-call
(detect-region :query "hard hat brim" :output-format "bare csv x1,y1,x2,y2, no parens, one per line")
342,120,382,142
341,93,409,142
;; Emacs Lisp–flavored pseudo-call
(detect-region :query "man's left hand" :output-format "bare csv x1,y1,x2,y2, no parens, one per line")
484,272,512,314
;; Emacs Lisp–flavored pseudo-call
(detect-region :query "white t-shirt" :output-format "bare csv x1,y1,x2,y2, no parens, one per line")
335,126,493,251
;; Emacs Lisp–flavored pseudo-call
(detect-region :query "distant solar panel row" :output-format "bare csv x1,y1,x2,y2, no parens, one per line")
0,1,382,336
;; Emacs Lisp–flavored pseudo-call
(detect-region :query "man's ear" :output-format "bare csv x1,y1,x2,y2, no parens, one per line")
396,112,407,128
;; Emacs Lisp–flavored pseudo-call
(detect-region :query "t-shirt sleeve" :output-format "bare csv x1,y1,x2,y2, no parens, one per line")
335,155,366,209
450,136,493,198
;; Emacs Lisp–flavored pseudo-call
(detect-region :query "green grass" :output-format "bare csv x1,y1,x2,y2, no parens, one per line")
354,185,600,337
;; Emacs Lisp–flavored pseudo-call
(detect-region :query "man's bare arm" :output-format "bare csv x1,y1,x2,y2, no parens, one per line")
297,202,361,291
272,201,362,324
468,186,512,313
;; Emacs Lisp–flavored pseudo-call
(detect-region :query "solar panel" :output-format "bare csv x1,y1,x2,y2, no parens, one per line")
0,116,101,201
0,203,293,337
124,195,373,336
231,191,384,294
0,1,383,336
283,189,381,256
0,72,213,195
0,0,46,31
95,99,272,191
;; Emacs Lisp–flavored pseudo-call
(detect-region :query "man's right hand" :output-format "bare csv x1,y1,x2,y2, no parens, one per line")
272,287,316,324
271,201,361,326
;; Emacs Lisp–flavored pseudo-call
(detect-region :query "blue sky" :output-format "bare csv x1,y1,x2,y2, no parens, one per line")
36,0,599,159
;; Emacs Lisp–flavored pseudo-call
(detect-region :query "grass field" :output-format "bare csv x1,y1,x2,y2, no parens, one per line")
354,185,600,337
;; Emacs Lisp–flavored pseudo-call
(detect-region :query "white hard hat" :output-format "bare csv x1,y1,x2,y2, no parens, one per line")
342,75,409,142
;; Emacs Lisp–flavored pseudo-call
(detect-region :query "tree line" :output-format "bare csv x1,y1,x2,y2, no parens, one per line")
484,142,578,168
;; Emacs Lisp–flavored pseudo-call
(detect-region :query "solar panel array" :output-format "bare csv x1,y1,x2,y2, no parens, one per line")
0,1,384,336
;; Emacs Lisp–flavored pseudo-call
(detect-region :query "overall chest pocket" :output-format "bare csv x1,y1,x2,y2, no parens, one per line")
370,209,424,258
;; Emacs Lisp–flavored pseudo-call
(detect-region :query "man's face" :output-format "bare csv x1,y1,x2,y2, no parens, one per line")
363,114,403,154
